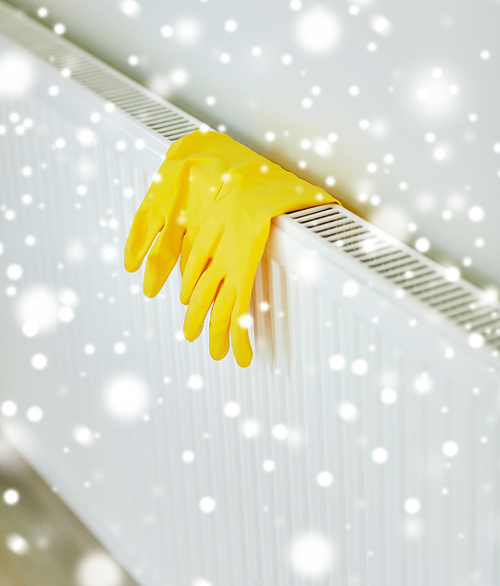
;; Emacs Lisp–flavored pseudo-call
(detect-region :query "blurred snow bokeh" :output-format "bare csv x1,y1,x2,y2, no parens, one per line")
0,52,35,96
75,552,124,586
103,374,150,420
288,531,334,578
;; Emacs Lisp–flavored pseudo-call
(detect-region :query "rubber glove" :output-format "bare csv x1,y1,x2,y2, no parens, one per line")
180,156,342,368
124,129,270,297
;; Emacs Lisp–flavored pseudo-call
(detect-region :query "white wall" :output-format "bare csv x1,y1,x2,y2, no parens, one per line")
5,0,500,292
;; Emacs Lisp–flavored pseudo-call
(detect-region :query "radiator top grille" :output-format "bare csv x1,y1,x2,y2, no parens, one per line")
1,1,499,362
0,3,200,142
285,205,500,359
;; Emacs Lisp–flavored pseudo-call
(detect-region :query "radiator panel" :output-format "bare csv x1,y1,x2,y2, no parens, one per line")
1,24,500,586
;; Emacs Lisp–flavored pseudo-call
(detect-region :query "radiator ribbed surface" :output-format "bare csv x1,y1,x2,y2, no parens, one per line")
1,4,500,586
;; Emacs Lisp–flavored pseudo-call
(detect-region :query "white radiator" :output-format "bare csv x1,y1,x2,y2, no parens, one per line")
1,3,500,585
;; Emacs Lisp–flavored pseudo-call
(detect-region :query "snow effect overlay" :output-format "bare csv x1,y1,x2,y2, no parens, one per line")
0,1,499,584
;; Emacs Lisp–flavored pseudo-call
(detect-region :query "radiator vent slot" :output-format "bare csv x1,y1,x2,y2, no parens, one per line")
286,205,500,355
0,3,199,142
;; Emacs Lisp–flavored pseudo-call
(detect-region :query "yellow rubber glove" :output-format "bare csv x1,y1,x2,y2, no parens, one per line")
124,129,270,297
180,155,342,368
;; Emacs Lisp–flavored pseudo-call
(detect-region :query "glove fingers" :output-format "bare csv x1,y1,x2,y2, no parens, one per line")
180,224,221,305
179,232,193,278
143,220,186,297
124,210,164,272
183,267,224,341
209,284,236,361
230,290,255,368
125,154,191,273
